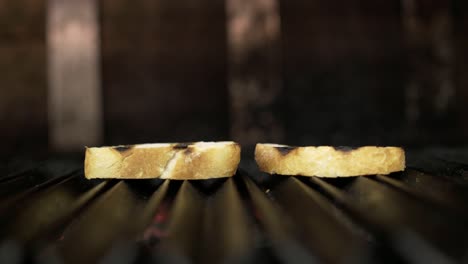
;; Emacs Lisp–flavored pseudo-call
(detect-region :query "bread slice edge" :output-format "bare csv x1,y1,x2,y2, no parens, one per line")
255,143,405,177
85,141,241,180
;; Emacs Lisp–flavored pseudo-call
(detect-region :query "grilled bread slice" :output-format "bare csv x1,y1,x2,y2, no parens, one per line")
255,144,405,177
85,142,241,180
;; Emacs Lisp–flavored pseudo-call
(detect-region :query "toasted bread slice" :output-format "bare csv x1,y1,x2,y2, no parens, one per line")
255,144,405,177
85,142,241,180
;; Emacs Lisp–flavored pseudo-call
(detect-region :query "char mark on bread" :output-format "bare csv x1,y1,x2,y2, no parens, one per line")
332,146,360,153
115,145,133,152
173,142,194,149
275,146,296,155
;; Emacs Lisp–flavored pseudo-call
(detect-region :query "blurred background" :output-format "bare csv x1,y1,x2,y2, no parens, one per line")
0,0,467,157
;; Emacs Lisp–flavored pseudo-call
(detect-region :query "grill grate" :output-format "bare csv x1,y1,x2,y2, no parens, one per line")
1,152,468,264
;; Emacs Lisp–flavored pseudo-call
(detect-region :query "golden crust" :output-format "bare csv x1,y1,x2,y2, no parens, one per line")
255,144,405,177
85,142,241,180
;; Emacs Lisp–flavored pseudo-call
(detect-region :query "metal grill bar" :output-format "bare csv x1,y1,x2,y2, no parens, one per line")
408,156,468,186
0,157,46,181
270,177,366,263
347,177,468,261
375,169,468,217
56,181,145,264
201,177,254,263
309,177,419,264
242,174,317,264
1,154,468,263
0,162,44,184
157,181,204,263
0,175,109,246
0,160,79,195
0,169,80,213
130,180,169,238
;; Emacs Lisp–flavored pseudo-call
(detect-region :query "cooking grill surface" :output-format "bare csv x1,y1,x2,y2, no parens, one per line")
1,151,468,264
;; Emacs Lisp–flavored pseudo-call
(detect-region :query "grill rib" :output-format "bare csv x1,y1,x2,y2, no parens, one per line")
0,155,467,263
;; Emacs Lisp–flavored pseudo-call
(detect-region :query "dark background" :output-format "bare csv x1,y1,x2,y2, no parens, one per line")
0,0,467,156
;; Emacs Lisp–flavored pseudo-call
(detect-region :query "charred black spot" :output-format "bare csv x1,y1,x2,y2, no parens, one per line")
115,145,133,152
174,142,194,149
333,146,360,152
275,146,296,155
